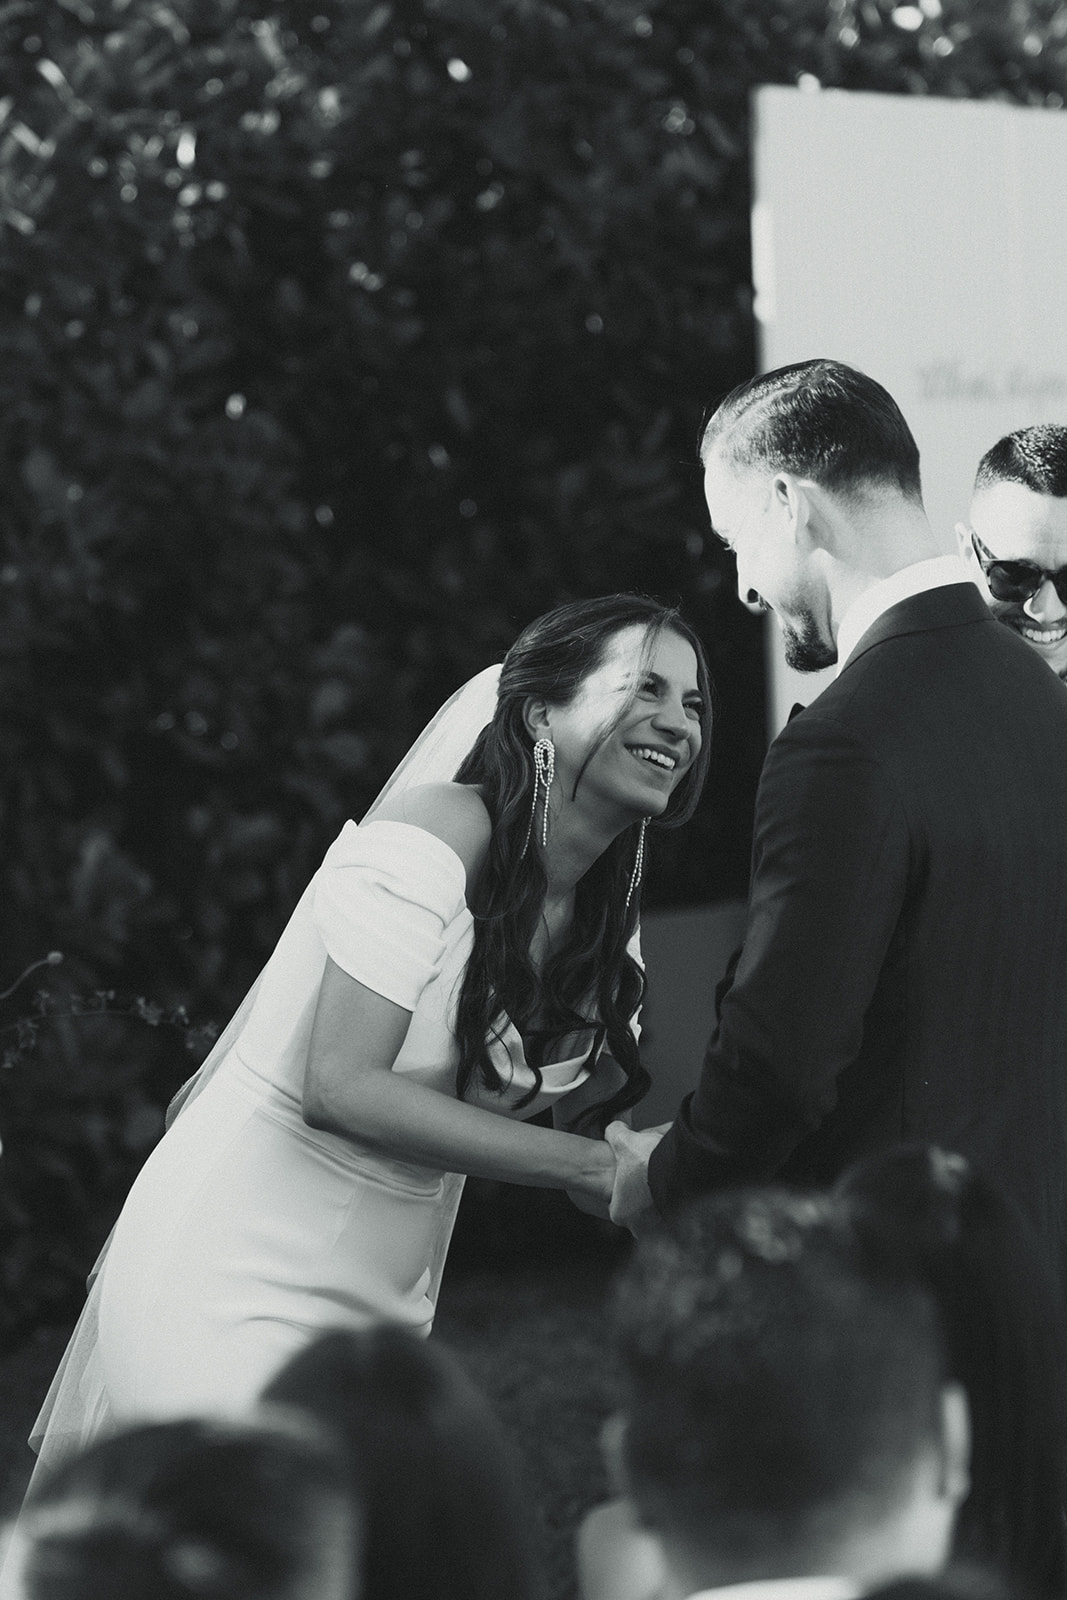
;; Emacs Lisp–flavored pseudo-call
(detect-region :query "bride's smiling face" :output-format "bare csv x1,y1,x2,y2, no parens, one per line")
530,624,705,823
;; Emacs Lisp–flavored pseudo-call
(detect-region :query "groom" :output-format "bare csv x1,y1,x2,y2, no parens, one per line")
612,360,1067,1282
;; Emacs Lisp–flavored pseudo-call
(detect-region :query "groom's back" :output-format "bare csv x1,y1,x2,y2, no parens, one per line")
781,592,1067,1279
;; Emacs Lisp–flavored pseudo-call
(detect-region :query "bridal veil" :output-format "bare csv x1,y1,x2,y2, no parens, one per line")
23,664,503,1482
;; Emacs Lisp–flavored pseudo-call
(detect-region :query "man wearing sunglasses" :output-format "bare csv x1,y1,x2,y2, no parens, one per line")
957,425,1067,682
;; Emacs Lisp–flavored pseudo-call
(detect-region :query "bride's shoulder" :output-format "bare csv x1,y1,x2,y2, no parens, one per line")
369,783,491,888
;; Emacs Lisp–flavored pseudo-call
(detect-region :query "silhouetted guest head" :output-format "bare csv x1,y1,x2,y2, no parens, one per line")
611,1188,968,1596
262,1324,543,1600
699,361,925,672
837,1145,1067,1599
10,1413,358,1600
958,425,1067,680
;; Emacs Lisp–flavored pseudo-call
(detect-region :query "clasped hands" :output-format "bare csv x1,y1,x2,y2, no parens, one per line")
604,1120,669,1235
567,1120,667,1233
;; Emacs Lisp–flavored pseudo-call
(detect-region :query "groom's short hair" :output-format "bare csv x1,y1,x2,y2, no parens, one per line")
613,1189,946,1570
701,360,923,505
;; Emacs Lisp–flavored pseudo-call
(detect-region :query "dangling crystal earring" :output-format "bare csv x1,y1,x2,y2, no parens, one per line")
625,817,649,911
522,737,555,856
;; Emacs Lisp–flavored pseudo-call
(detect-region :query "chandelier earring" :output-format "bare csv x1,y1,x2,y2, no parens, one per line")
522,737,555,856
625,817,649,911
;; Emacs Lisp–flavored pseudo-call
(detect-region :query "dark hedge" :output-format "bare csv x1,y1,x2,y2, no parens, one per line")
0,0,1064,1340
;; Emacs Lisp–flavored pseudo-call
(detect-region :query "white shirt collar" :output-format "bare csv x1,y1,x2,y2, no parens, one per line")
685,1577,861,1600
834,555,978,677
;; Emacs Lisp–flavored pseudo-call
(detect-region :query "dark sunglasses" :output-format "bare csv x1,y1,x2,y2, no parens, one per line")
970,530,1067,606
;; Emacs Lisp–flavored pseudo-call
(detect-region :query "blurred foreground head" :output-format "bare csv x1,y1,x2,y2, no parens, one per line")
263,1324,543,1600
838,1145,1067,1598
612,1188,968,1595
10,1412,359,1600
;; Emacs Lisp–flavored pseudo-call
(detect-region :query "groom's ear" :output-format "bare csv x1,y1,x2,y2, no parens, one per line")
772,471,817,549
523,696,552,741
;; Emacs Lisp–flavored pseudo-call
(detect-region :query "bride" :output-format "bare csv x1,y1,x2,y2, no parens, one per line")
29,593,711,1473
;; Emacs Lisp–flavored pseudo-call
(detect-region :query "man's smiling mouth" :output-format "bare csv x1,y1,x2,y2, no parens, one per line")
1016,621,1067,645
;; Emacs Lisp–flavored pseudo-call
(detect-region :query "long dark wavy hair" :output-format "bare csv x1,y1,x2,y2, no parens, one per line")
452,594,713,1129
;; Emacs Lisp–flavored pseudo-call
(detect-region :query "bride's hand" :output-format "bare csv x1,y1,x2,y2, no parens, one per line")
566,1138,616,1219
604,1121,663,1235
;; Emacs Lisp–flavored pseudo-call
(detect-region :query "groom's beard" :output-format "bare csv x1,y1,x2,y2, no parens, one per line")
781,607,838,674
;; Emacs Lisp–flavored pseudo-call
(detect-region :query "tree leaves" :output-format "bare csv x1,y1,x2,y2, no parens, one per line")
0,0,1063,1336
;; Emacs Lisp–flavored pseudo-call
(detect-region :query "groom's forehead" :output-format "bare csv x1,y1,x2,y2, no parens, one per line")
704,453,766,537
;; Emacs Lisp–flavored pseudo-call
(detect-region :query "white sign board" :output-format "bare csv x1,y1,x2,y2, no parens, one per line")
751,86,1067,734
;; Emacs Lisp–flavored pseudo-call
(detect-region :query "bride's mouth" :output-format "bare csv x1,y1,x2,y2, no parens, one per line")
626,744,678,774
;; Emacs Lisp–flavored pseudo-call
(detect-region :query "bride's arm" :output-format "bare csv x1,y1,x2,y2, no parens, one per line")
302,955,615,1208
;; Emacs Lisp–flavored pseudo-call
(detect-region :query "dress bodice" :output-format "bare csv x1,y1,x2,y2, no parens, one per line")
22,816,637,1479
233,818,600,1123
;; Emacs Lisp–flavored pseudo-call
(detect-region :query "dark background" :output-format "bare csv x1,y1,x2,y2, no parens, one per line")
1,0,1064,1346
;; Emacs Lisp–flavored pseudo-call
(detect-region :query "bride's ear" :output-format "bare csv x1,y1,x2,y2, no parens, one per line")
523,696,552,741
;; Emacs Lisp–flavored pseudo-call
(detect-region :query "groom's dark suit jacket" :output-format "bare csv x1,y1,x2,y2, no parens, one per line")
648,583,1067,1280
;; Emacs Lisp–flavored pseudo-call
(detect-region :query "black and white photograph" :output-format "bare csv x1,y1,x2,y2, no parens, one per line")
0,4,1066,1598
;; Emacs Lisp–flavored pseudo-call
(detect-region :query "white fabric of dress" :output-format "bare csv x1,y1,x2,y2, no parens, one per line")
28,816,626,1481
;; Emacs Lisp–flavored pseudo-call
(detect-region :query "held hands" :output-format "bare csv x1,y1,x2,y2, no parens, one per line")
604,1121,669,1236
565,1121,670,1229
566,1135,617,1219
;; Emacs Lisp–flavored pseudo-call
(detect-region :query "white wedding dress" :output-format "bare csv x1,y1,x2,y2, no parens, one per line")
27,815,627,1480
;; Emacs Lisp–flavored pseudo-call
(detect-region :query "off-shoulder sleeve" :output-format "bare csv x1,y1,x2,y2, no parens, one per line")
311,819,467,1011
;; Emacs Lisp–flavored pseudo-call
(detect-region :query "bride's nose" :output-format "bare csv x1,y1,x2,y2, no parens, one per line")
651,697,690,744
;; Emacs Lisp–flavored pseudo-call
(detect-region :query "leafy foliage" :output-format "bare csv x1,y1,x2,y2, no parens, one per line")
0,0,1064,1340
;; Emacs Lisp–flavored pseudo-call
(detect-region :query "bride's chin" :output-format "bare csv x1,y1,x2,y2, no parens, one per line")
624,790,670,821
588,778,672,827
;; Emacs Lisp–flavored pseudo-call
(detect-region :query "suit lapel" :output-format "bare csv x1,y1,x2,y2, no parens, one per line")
841,583,993,673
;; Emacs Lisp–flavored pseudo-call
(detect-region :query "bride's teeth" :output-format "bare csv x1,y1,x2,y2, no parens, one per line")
630,746,676,770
